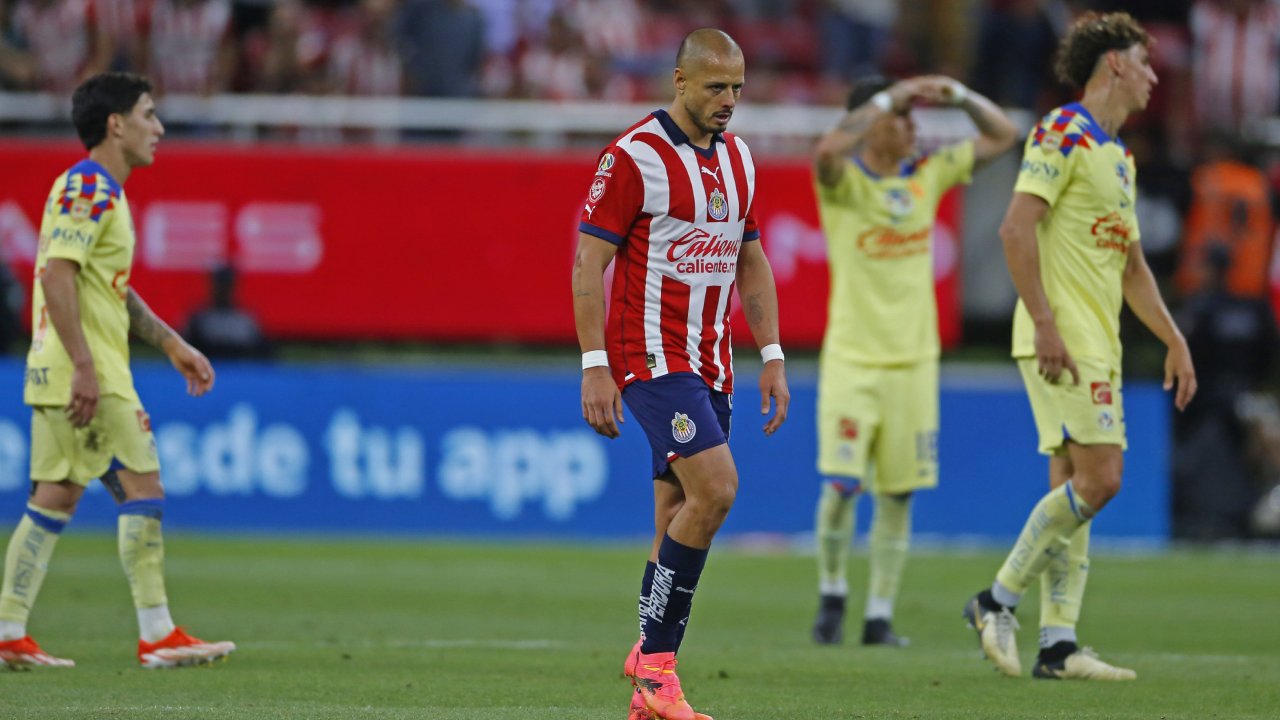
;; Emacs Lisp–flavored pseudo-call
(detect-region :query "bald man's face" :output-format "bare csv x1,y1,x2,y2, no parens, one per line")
675,51,745,136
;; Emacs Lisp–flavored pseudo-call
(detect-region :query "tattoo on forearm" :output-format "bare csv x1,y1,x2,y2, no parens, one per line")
126,290,176,349
747,294,765,327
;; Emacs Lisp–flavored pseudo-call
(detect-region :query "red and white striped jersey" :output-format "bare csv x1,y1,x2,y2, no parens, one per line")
10,0,95,93
327,33,401,96
1191,0,1280,133
579,109,760,394
147,0,232,94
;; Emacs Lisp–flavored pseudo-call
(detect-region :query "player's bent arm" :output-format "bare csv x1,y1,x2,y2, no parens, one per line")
813,80,919,187
814,104,880,187
41,259,94,369
1000,193,1053,325
960,90,1019,169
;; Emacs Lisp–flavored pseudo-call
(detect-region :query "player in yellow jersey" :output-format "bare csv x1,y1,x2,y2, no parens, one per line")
963,12,1196,680
0,73,235,669
810,75,1017,645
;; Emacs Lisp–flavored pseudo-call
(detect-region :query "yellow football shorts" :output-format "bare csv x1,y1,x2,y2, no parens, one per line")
1017,357,1127,455
817,358,938,494
29,394,160,485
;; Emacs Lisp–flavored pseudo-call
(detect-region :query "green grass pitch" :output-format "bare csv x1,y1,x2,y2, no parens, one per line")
1,534,1277,719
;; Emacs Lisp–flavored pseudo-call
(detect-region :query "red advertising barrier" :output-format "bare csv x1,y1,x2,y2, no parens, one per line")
0,141,961,348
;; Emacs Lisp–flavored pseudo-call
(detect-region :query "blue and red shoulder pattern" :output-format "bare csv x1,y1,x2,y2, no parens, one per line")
900,153,931,177
57,159,121,224
1030,108,1096,158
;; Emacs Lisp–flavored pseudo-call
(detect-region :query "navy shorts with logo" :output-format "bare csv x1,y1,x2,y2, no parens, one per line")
622,372,732,479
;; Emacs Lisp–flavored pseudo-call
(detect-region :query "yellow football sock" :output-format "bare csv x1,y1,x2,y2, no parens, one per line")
995,482,1092,596
0,504,71,631
118,501,169,610
815,481,857,596
866,493,911,618
1041,519,1091,632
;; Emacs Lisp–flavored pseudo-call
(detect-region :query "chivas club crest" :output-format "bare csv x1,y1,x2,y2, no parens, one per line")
671,412,697,443
707,188,729,221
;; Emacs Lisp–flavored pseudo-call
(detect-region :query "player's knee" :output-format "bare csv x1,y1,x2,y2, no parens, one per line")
706,481,737,520
1074,468,1122,510
689,479,736,524
29,480,83,515
1095,471,1122,503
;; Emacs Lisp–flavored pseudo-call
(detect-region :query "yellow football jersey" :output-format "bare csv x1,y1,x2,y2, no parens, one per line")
816,141,974,365
25,159,138,406
1011,103,1139,369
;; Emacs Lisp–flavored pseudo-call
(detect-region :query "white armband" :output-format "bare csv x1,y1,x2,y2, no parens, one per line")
948,81,969,106
871,91,893,113
761,344,785,363
582,350,609,370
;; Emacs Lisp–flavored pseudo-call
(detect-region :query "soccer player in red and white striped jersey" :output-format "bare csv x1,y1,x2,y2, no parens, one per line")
145,0,236,95
572,28,789,720
5,0,114,93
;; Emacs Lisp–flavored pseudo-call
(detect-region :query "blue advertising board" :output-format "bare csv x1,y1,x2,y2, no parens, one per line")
0,359,1169,541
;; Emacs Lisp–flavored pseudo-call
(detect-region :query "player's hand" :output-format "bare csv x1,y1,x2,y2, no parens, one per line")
1033,319,1079,385
67,360,99,427
1164,339,1197,411
759,359,789,435
886,79,922,111
582,367,623,439
164,336,215,396
907,75,957,105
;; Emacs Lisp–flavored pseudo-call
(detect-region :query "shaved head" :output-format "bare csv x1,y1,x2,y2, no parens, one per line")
669,27,745,141
675,28,743,71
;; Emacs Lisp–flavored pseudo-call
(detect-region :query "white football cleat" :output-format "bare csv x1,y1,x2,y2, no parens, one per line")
1034,646,1136,681
963,593,1022,677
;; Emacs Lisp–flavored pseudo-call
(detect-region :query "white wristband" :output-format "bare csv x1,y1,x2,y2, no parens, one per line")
948,81,969,106
870,91,892,113
582,350,609,370
761,344,784,363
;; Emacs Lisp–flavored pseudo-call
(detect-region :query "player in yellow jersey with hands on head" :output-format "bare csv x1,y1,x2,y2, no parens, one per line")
0,72,235,669
810,74,1017,646
963,12,1195,681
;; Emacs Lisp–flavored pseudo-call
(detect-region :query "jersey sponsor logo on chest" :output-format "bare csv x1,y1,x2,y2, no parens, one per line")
668,227,738,274
855,226,930,259
1090,211,1132,254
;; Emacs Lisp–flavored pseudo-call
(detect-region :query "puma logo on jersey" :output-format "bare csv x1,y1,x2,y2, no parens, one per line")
700,166,721,184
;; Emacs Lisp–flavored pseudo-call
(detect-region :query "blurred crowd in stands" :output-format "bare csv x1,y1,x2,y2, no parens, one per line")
0,1,1273,125
3,0,1280,540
